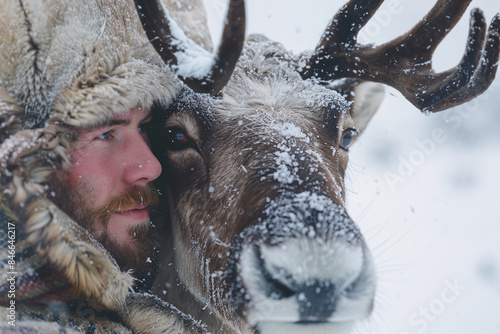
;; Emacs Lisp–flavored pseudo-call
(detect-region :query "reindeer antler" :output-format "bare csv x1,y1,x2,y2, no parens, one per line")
300,0,500,112
134,0,246,95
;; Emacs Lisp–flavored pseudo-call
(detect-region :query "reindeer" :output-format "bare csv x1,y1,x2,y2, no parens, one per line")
135,0,499,333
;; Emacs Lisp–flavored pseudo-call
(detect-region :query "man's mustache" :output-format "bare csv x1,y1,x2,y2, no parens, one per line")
90,183,160,221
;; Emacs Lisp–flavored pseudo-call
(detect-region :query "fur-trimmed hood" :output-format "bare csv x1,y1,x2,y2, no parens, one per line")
0,0,205,332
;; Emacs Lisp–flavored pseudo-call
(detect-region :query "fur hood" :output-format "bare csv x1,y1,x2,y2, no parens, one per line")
0,0,205,332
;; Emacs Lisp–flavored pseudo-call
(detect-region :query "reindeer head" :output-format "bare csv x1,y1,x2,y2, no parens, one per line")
136,0,499,333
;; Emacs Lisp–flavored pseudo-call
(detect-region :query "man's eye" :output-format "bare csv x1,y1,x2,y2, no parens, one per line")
340,129,357,151
165,127,191,150
97,131,112,140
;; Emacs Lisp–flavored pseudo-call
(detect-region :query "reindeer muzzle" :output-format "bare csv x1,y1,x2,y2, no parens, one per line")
226,191,376,334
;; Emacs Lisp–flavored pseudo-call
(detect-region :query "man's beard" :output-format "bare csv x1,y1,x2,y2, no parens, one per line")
50,177,160,279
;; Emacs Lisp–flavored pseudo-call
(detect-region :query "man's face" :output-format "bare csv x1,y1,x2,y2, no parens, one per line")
52,106,162,275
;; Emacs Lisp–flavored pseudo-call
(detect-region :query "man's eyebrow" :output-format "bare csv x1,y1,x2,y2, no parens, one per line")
103,119,131,127
82,110,152,133
79,119,130,135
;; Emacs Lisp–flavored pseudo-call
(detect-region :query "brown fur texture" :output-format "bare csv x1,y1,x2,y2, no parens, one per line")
152,35,382,334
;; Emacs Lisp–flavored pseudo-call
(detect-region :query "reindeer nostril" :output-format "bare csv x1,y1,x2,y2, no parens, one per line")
298,281,338,321
263,271,296,300
256,242,340,318
256,246,296,300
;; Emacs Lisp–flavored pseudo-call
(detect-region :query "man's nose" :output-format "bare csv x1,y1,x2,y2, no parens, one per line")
122,135,162,186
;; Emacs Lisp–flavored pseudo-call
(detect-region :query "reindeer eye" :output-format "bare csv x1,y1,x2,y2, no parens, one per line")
340,129,357,151
165,127,191,151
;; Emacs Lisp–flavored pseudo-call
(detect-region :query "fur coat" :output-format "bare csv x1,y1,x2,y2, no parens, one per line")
0,0,206,332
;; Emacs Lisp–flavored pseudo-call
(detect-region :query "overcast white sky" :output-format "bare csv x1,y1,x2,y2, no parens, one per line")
205,1,500,333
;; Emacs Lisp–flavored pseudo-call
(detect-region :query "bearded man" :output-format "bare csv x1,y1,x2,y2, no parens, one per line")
0,0,207,333
49,105,163,288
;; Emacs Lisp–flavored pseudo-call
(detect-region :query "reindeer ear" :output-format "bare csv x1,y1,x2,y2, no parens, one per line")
349,81,385,134
329,79,385,137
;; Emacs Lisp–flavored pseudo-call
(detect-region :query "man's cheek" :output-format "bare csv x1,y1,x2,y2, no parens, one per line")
65,163,95,187
64,161,86,187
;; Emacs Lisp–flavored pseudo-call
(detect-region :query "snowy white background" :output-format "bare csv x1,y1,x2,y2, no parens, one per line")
205,0,500,333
